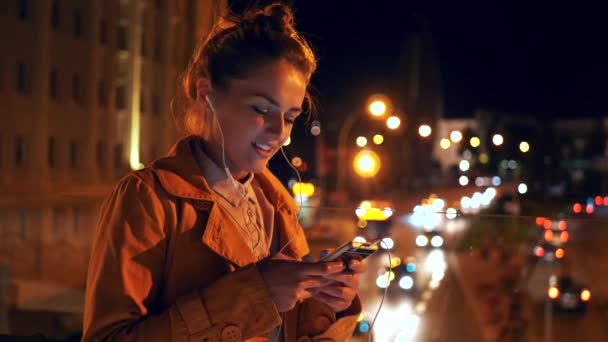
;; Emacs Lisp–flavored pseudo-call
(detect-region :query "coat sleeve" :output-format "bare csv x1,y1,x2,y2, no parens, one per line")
82,174,281,342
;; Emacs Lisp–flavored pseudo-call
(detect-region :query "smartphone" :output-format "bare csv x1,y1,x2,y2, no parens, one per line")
320,240,379,262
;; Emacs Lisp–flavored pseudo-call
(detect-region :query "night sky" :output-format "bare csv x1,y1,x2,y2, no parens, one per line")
232,1,608,121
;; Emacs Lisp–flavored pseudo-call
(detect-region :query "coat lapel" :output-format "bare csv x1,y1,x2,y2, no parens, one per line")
192,199,259,267
151,135,309,266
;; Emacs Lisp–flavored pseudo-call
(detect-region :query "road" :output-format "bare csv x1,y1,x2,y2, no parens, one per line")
525,211,608,342
326,209,483,342
307,199,608,341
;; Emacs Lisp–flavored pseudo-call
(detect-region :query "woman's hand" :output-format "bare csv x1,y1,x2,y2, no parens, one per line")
313,258,367,313
257,253,345,312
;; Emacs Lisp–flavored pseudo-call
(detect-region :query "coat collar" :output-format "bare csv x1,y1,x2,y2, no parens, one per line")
150,135,307,265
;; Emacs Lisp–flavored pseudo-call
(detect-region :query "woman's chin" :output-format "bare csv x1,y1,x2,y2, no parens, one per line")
250,162,268,173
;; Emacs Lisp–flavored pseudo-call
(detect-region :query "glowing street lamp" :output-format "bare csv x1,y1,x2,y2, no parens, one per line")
470,137,480,148
519,141,530,153
459,160,470,172
373,134,384,145
353,150,381,178
369,100,387,117
450,130,463,143
418,125,432,137
386,116,401,129
337,93,392,199
492,134,504,146
356,136,368,147
440,138,451,149
291,156,303,167
518,183,528,194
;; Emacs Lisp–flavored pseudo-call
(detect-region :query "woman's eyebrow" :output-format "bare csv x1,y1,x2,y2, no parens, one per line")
251,92,302,112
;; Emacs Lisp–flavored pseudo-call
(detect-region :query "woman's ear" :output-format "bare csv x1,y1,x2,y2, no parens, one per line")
196,78,212,102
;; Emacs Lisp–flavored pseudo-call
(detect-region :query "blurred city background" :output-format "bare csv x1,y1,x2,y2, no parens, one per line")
1,0,607,341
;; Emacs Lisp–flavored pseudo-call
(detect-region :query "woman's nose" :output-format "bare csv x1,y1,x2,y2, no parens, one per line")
266,114,285,137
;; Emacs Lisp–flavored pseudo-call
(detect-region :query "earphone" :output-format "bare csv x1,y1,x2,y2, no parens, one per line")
205,94,244,197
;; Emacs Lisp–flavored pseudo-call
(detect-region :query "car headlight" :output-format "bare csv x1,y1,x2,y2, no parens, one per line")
355,207,366,217
376,275,390,288
431,236,444,247
416,235,429,247
383,208,393,218
399,275,414,290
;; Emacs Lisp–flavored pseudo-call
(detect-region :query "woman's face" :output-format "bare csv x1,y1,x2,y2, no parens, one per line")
205,59,308,178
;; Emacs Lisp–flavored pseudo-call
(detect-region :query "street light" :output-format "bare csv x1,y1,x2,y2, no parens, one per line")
353,150,381,178
418,125,432,137
440,138,451,149
492,134,504,146
450,130,463,143
369,101,387,117
373,134,384,145
337,94,393,200
470,137,480,148
291,156,303,167
356,136,368,147
520,141,530,153
386,116,401,129
459,160,470,172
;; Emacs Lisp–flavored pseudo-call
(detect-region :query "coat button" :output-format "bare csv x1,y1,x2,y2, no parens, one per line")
221,324,242,342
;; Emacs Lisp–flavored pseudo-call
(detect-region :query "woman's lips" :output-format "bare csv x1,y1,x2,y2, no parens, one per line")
252,142,274,158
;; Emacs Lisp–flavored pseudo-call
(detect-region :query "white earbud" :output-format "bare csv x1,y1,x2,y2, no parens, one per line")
205,95,216,113
204,94,241,194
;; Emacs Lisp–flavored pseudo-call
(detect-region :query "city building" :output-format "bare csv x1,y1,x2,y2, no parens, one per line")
0,0,225,336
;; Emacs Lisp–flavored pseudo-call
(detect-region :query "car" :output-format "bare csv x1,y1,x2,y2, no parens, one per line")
571,197,596,215
375,256,418,295
548,275,591,314
531,240,565,262
355,199,395,241
415,230,444,249
535,218,569,246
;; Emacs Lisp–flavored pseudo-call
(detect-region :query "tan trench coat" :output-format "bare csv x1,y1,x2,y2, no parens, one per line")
82,136,360,341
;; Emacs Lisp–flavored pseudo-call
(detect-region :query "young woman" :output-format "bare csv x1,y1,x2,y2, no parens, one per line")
82,3,365,341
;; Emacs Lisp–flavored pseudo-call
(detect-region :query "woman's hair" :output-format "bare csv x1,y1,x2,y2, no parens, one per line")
172,2,317,136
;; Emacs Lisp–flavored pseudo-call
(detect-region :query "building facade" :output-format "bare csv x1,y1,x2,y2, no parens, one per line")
0,0,224,336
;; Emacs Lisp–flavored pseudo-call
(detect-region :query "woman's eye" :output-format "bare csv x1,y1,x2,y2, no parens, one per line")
284,117,295,125
252,105,269,115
